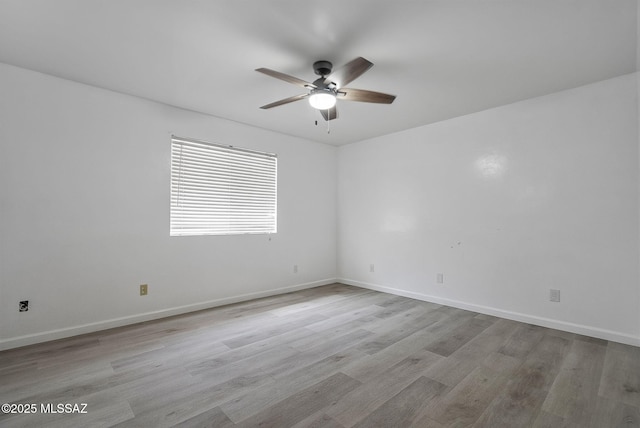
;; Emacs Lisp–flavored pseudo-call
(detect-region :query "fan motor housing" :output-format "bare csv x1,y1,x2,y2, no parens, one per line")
313,60,333,76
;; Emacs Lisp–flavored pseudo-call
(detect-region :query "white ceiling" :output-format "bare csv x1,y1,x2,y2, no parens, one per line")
0,1,636,146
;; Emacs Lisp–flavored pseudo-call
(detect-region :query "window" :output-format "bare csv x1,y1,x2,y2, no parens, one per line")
170,136,277,236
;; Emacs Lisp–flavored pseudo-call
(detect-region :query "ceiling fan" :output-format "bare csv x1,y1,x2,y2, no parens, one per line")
256,57,396,121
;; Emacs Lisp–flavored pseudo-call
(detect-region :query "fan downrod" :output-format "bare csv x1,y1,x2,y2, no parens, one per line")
313,60,333,77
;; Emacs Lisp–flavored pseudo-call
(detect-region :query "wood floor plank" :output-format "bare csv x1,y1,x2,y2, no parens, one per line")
233,372,361,427
327,349,444,426
110,342,229,374
422,365,510,426
1,283,639,427
114,366,201,404
290,412,346,428
216,289,325,318
187,344,300,383
119,371,273,427
480,350,522,376
287,324,373,354
410,415,446,427
272,329,373,378
422,318,520,387
356,306,450,355
352,376,447,428
590,397,640,428
186,327,311,372
424,316,495,357
598,341,640,407
221,313,328,349
170,406,235,428
312,289,397,315
341,328,438,383
267,288,378,318
473,334,571,427
532,410,581,428
0,334,101,365
496,322,546,359
541,339,607,426
218,348,367,423
304,304,383,334
372,295,426,318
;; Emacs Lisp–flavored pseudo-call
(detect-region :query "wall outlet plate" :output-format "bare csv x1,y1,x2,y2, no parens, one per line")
140,284,148,296
19,300,29,312
549,289,560,302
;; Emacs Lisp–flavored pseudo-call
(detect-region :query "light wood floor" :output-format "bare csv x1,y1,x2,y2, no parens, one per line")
1,283,639,427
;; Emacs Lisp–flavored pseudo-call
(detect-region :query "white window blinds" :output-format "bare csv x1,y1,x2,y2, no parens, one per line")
170,136,277,236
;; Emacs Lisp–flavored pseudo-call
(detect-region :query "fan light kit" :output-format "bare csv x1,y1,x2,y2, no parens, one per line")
308,89,336,110
256,57,396,122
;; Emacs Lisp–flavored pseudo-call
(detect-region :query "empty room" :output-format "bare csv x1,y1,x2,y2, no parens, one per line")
1,1,639,427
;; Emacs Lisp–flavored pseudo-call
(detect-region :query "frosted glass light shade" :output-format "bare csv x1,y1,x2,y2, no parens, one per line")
308,92,336,110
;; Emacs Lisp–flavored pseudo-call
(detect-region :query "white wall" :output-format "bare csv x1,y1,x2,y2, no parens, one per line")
338,73,640,346
0,63,337,349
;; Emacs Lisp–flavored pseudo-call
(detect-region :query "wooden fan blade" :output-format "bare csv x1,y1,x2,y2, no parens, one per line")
323,57,373,88
319,106,338,121
339,88,396,104
260,93,308,109
256,68,316,89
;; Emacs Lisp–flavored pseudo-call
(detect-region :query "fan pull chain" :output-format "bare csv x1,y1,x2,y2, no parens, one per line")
327,110,331,134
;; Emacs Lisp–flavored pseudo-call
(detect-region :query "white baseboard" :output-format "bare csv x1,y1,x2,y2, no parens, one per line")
339,278,640,347
0,278,337,351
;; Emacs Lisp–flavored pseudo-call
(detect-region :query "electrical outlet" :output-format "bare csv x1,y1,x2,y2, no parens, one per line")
369,264,375,273
293,265,298,273
140,284,148,296
437,273,444,284
19,300,29,312
549,289,560,302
